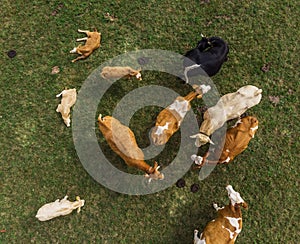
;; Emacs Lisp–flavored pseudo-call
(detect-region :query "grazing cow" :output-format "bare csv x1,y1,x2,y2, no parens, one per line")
190,85,262,147
98,115,164,181
194,185,248,244
36,196,85,221
56,88,77,127
101,66,142,80
192,116,259,168
70,29,101,62
150,84,211,145
183,35,229,83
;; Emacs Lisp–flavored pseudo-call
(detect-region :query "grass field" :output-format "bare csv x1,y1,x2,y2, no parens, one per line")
1,0,299,243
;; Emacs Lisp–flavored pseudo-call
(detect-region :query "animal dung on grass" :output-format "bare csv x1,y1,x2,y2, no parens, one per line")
137,57,151,65
70,29,101,63
190,183,200,193
193,116,259,168
35,196,85,221
261,62,271,72
56,88,77,127
100,66,142,80
176,178,186,188
98,114,164,181
190,85,262,147
193,185,248,243
150,84,211,145
7,50,17,58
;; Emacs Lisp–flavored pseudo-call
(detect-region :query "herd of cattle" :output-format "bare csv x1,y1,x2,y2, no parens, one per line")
38,29,263,243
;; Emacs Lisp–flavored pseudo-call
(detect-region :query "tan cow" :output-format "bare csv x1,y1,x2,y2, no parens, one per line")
70,29,101,62
192,116,259,168
98,115,164,181
56,88,77,127
194,185,248,244
150,84,211,145
101,66,142,80
190,85,262,147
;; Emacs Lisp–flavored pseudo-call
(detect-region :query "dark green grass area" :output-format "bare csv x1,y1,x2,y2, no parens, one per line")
1,0,299,243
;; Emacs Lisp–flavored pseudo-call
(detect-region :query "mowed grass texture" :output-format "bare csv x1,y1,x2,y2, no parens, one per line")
1,0,299,243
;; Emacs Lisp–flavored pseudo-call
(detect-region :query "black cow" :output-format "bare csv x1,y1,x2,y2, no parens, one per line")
183,36,229,83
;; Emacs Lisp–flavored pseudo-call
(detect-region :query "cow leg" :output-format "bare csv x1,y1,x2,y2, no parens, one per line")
70,47,77,53
194,230,201,242
76,37,88,42
72,55,86,63
78,29,89,34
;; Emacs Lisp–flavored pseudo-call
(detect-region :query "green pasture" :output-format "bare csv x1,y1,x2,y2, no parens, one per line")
1,0,299,243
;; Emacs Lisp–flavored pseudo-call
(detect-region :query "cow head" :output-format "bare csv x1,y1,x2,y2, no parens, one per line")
236,85,262,108
56,104,71,127
226,185,248,209
129,69,142,80
197,34,212,51
237,116,259,138
190,133,214,147
145,161,164,182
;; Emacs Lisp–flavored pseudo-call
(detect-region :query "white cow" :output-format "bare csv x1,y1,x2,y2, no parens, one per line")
191,85,262,147
36,196,84,221
56,88,77,127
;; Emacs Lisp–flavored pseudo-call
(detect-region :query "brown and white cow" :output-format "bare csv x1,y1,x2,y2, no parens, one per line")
190,85,262,147
98,115,164,181
192,116,259,168
56,88,77,127
101,66,142,80
150,84,211,145
70,29,101,63
194,185,248,244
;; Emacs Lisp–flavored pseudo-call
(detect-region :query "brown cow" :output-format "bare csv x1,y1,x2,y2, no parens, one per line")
98,115,164,181
194,185,248,244
70,29,101,62
192,116,259,168
150,84,211,145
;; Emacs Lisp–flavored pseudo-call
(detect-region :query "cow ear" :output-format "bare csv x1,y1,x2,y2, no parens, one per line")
242,202,248,209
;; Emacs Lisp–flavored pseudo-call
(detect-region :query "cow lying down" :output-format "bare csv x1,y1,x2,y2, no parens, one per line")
194,185,248,244
70,29,101,63
101,66,142,80
56,88,77,127
98,114,164,181
190,85,262,147
150,84,211,145
36,196,85,221
192,116,259,168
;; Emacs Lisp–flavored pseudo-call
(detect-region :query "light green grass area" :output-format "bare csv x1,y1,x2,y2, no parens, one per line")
1,0,299,243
